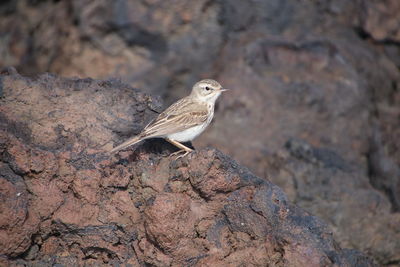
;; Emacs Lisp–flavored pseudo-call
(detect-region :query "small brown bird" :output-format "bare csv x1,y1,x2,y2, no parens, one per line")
110,79,228,157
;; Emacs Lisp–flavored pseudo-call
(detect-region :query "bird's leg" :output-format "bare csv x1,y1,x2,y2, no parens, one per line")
165,138,193,159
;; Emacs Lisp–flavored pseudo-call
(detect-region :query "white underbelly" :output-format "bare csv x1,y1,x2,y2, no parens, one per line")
167,123,207,142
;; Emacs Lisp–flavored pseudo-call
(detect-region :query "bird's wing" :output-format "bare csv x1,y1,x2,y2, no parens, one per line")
141,97,209,138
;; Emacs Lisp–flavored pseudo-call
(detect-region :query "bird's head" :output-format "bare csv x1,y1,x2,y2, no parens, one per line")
191,79,228,103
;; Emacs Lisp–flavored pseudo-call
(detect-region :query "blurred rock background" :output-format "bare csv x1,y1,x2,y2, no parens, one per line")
0,0,399,265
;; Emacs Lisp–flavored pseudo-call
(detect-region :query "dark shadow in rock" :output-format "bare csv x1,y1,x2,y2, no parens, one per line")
113,138,195,163
285,138,351,172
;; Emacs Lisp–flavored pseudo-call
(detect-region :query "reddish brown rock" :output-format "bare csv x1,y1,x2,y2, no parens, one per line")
1,0,399,265
0,70,375,266
0,163,36,257
264,139,400,264
359,0,400,42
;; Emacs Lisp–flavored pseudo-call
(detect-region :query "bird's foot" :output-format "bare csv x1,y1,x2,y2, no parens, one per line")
170,149,191,159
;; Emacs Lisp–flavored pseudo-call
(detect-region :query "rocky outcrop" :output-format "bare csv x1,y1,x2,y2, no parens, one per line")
0,70,375,266
1,0,400,265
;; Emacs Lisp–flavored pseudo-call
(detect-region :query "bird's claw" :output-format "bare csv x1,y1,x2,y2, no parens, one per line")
170,149,191,159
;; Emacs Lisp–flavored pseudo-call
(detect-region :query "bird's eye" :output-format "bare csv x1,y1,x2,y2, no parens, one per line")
205,86,211,91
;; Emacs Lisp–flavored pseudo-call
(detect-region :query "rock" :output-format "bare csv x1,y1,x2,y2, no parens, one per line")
358,0,400,42
24,244,39,260
201,37,371,173
264,139,400,264
0,0,223,100
0,70,375,266
1,0,400,265
0,162,38,257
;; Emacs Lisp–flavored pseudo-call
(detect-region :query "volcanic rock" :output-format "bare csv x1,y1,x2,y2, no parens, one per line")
0,70,375,266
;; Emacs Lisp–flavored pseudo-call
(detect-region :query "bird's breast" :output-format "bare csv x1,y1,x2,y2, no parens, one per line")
166,122,208,142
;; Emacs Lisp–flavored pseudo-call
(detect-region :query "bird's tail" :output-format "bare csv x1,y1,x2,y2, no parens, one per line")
109,135,142,154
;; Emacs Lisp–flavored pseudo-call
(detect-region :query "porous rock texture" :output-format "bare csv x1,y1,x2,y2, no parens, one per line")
0,69,375,266
1,0,400,265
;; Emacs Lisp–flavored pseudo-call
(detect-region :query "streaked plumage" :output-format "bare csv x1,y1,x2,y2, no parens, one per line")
110,79,227,156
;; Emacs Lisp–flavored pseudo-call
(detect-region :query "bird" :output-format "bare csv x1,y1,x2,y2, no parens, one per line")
109,79,228,158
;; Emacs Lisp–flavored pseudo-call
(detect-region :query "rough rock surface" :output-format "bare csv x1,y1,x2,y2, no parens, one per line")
1,0,400,265
0,70,375,266
358,0,400,42
264,139,400,265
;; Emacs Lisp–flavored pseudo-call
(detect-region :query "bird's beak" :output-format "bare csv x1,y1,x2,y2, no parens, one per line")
220,88,230,92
